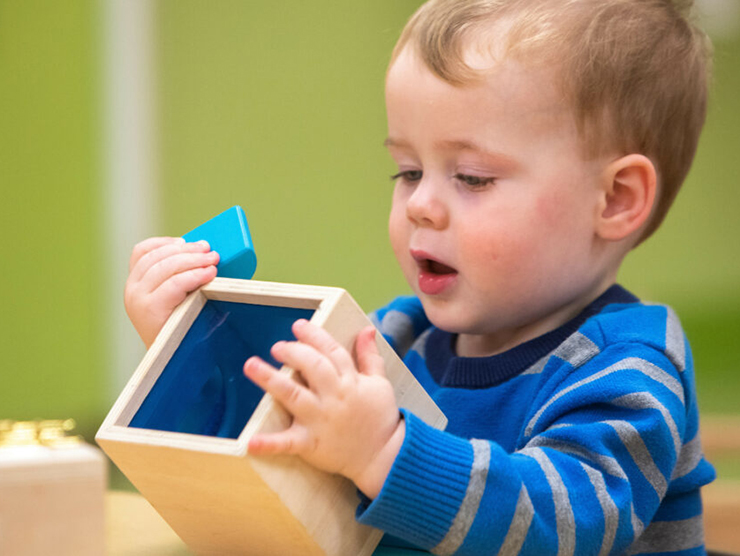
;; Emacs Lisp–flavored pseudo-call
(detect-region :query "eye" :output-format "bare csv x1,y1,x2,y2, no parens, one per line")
454,173,495,189
390,170,423,183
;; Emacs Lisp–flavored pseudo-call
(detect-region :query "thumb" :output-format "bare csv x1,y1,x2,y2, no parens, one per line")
356,326,385,377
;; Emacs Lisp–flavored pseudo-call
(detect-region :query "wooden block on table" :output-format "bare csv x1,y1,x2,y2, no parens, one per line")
0,422,106,556
96,278,446,556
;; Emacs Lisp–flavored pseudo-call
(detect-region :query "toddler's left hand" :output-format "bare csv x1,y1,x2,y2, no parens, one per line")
243,320,404,499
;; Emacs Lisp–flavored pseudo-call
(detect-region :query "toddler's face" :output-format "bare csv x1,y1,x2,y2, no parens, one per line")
385,47,614,356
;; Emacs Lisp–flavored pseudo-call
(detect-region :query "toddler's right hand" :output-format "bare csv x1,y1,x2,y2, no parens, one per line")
124,237,220,348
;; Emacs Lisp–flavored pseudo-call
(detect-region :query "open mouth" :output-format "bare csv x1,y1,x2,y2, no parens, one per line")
411,249,457,275
414,254,458,295
418,258,457,276
411,250,459,295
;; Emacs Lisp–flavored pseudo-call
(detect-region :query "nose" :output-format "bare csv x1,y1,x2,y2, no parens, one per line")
405,178,449,229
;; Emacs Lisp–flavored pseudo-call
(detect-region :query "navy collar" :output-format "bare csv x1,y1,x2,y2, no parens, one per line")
425,284,638,389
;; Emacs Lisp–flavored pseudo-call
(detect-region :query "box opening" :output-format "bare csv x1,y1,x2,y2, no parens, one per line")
129,300,315,439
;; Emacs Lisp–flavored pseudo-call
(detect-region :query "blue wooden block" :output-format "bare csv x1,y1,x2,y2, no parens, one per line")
182,206,257,280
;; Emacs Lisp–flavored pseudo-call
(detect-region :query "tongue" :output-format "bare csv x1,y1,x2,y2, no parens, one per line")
428,260,456,275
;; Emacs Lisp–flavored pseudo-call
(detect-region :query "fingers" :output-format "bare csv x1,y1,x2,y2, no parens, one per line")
143,248,219,296
129,237,183,272
248,428,312,456
130,239,218,285
291,320,356,376
270,322,386,393
244,325,397,477
126,240,220,315
124,237,220,348
243,356,318,418
271,340,341,395
152,265,218,310
355,326,386,377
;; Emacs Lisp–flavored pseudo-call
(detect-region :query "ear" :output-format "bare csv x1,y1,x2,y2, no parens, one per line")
596,154,657,242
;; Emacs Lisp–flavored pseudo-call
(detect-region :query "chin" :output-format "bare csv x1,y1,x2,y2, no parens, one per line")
416,300,468,334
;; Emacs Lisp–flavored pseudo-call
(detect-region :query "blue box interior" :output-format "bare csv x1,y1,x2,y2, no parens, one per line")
129,300,315,439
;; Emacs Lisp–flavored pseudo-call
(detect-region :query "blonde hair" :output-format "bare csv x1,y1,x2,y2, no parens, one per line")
392,0,712,242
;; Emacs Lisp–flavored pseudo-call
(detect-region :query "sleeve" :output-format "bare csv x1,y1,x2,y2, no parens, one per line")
356,342,693,555
369,296,431,358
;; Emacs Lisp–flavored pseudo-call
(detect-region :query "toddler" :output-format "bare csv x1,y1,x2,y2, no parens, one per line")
125,1,716,554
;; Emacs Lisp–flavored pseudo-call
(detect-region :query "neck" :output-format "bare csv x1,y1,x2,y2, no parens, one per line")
456,275,618,358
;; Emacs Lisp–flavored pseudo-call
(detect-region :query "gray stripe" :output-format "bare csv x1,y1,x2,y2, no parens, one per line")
432,440,491,556
604,420,667,498
579,461,619,556
522,354,549,375
525,357,684,437
672,433,704,480
522,435,642,545
627,516,704,554
631,509,645,540
369,312,380,327
664,306,686,373
525,435,628,480
520,447,576,556
522,332,600,376
611,392,682,457
379,310,416,357
497,484,534,556
409,327,432,360
552,332,601,368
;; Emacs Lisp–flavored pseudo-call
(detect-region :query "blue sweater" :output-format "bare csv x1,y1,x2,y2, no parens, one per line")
359,285,715,555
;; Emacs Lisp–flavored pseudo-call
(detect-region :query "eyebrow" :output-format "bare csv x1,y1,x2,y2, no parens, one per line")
384,137,518,168
383,137,405,149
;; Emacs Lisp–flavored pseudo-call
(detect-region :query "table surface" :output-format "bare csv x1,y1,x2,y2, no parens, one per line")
105,491,427,555
106,491,191,556
108,481,740,555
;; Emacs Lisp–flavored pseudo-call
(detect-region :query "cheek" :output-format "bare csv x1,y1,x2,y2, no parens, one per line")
535,190,572,228
388,199,408,258
458,222,509,271
457,214,544,280
534,174,598,231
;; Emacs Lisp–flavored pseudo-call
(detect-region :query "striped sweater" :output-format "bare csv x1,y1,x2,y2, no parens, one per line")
358,285,715,555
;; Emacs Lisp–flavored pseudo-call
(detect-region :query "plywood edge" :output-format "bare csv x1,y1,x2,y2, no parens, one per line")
98,290,207,434
97,426,244,457
202,278,345,309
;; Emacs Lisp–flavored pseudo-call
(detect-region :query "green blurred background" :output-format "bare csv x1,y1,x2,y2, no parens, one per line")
2,0,738,479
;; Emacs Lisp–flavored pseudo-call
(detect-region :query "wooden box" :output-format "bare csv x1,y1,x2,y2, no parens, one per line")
96,278,446,556
0,421,106,556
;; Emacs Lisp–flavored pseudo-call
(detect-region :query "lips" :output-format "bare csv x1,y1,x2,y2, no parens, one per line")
411,250,458,295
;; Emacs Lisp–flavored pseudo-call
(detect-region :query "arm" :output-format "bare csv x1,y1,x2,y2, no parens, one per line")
357,343,694,555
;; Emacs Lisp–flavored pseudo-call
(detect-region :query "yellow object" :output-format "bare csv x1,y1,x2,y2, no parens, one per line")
0,419,82,448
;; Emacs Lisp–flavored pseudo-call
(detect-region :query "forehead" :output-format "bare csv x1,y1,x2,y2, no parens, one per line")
385,47,571,140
